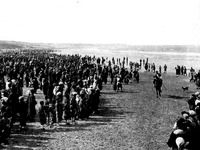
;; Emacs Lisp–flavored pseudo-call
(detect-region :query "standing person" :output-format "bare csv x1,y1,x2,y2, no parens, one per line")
133,69,140,83
32,77,39,94
42,77,49,100
113,75,117,91
25,73,30,87
49,101,56,128
8,84,19,128
18,96,27,131
139,59,142,68
145,63,148,71
152,63,156,73
27,89,37,122
126,57,128,66
175,66,178,76
38,101,46,130
159,65,162,74
183,66,187,76
55,92,63,124
164,64,167,73
153,72,163,98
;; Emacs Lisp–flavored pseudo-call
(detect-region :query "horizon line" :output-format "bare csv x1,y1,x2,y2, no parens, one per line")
1,40,200,47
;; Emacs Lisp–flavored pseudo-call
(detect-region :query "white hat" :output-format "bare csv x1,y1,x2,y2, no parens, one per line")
71,92,77,95
173,129,184,135
175,137,185,149
59,82,63,85
189,110,196,116
195,92,200,96
195,99,200,105
11,79,17,84
56,92,62,96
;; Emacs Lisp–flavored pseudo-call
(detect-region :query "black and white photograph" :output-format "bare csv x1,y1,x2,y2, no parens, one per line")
0,0,200,149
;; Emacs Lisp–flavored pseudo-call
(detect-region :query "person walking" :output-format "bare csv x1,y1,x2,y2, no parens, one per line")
153,72,163,98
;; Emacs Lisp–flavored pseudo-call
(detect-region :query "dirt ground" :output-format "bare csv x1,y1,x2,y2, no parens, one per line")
4,72,195,150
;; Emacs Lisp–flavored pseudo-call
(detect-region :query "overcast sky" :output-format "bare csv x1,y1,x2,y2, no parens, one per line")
0,0,200,45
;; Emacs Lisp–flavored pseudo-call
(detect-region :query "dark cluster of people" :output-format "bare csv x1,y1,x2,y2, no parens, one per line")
175,65,187,76
0,50,104,147
139,58,167,74
0,49,142,147
167,91,200,150
188,69,200,89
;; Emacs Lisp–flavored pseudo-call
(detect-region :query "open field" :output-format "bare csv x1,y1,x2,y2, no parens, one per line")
4,71,196,150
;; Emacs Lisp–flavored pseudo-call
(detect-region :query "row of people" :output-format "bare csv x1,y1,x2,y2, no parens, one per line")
167,92,200,150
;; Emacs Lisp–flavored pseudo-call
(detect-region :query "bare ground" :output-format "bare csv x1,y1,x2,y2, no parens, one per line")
4,72,194,150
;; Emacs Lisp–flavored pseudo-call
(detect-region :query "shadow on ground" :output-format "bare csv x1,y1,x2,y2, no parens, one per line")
165,95,188,99
6,96,126,149
7,126,51,150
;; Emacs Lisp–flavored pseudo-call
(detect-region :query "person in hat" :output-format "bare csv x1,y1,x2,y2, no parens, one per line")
167,112,190,149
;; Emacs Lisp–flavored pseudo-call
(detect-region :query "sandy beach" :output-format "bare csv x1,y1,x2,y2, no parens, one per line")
0,43,199,149
1,0,200,148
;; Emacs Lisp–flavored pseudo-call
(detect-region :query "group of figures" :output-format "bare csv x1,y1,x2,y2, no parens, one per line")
175,65,188,76
0,50,103,146
189,69,200,89
167,92,200,150
0,48,169,148
0,49,143,147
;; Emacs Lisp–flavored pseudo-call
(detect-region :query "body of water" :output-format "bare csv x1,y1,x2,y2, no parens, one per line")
56,45,200,74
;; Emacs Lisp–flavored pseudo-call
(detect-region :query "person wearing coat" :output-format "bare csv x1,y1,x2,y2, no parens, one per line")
27,89,37,122
18,96,27,130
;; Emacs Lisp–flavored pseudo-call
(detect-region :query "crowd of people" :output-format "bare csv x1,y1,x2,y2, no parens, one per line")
140,58,167,74
167,91,200,150
0,49,143,147
3,48,196,149
175,65,188,77
0,50,103,146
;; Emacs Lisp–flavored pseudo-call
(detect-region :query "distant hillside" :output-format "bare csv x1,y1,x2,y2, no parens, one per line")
0,41,26,49
1,40,199,53
0,40,55,50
